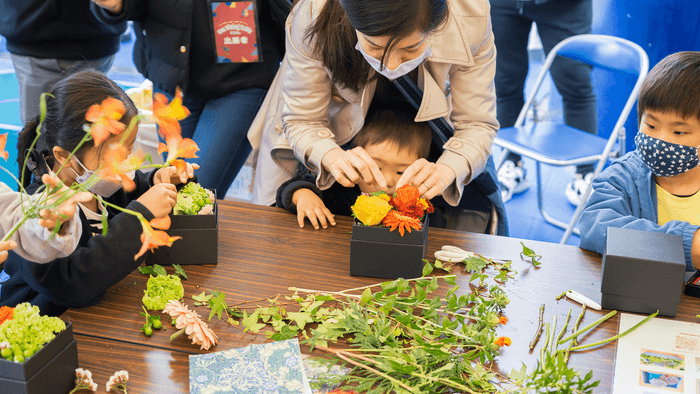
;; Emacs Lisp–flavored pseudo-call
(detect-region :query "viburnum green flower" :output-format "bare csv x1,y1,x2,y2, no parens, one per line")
0,303,65,362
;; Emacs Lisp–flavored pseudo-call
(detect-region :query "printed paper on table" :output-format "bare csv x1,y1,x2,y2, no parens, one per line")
210,1,261,63
189,338,312,394
613,313,700,393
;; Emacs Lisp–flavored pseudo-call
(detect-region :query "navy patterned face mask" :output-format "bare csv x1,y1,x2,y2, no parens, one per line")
635,132,700,177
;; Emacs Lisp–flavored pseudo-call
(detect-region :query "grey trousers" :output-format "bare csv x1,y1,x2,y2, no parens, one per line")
10,54,115,125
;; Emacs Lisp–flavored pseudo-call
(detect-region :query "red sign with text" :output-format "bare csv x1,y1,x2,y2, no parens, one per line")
210,1,261,63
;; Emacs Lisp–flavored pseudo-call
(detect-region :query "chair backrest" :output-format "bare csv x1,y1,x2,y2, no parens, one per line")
515,34,649,140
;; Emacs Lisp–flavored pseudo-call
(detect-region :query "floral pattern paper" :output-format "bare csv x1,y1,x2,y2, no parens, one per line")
189,338,311,394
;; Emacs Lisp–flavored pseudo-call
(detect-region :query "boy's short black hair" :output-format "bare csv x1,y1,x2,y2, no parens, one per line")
352,106,432,159
638,51,700,124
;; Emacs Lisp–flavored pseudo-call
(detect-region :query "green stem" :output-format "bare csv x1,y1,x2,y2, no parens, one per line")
411,372,480,393
0,214,30,243
170,328,186,343
555,309,572,352
567,311,657,352
548,314,558,355
558,310,617,345
540,322,550,366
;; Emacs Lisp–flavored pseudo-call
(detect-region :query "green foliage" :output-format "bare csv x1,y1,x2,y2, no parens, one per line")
510,352,600,393
521,242,542,267
142,274,184,310
0,303,66,362
173,264,188,279
138,264,167,277
173,182,214,215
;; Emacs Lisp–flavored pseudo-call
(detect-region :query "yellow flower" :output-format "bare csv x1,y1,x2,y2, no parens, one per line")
351,195,392,226
418,198,429,210
377,193,391,202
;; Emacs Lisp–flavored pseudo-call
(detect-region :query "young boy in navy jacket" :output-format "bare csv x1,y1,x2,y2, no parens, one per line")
276,107,447,229
579,52,700,270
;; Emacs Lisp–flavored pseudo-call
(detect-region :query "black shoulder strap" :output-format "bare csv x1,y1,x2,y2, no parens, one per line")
392,75,454,149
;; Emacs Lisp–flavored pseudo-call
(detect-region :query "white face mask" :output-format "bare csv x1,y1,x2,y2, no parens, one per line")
355,41,431,80
71,156,135,198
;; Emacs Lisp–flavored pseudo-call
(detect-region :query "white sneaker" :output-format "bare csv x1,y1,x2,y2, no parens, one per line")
565,172,595,207
498,160,530,203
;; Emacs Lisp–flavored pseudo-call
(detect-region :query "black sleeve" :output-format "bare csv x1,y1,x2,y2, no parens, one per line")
275,175,322,213
19,200,156,308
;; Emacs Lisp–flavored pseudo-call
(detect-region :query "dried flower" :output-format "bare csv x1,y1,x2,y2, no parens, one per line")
69,368,98,393
0,306,14,326
163,300,218,350
494,336,512,347
85,97,127,147
382,210,422,236
351,195,392,226
0,133,8,161
499,316,508,325
106,370,129,393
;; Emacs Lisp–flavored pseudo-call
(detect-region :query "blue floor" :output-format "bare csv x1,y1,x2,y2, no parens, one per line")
0,33,583,247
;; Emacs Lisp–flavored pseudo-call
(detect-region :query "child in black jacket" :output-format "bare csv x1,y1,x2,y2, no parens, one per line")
0,70,194,316
276,107,447,228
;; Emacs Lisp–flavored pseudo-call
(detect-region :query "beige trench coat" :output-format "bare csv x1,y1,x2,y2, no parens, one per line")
247,0,499,206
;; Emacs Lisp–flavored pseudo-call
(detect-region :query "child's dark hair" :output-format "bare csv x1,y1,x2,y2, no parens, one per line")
638,51,700,125
16,69,137,188
353,106,432,159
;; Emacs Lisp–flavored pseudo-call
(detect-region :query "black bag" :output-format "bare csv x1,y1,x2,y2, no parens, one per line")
266,0,292,57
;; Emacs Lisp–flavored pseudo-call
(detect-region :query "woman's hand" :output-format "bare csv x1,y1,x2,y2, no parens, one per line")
396,160,456,200
292,189,336,229
91,0,123,14
322,147,387,190
154,163,199,186
137,183,177,218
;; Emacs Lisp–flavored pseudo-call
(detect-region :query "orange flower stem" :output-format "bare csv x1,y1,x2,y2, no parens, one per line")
118,114,146,146
316,346,414,391
170,327,186,343
18,93,51,197
410,372,479,394
52,130,95,183
332,275,458,294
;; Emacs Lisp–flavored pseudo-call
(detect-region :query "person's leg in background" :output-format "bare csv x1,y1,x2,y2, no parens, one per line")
490,0,533,203
533,0,596,206
10,55,115,125
156,87,267,196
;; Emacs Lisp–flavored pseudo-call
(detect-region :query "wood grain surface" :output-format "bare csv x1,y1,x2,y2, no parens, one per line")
63,201,700,393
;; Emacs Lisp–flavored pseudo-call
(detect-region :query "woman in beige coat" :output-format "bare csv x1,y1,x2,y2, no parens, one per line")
249,0,501,222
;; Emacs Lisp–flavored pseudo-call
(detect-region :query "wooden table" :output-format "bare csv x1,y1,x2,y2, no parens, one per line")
61,201,700,393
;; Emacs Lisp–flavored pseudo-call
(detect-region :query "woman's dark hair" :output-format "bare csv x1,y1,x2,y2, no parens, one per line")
17,69,137,188
304,0,448,91
638,51,700,125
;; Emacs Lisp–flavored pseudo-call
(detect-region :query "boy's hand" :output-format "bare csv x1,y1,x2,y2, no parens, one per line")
322,147,387,190
137,183,177,218
396,159,456,200
0,240,17,264
91,0,123,14
40,174,93,232
154,163,199,185
292,189,336,229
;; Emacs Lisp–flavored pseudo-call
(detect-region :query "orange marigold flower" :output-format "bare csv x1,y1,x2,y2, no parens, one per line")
494,336,512,347
0,306,14,325
0,133,8,161
163,300,218,350
499,316,508,325
85,97,127,147
134,217,182,260
153,87,190,140
383,210,422,236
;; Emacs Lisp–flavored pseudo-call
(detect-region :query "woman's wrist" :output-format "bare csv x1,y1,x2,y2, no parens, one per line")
321,148,345,172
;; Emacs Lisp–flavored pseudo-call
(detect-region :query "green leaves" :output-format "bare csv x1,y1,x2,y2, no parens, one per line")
208,290,227,321
173,264,188,279
138,264,167,277
520,242,542,267
464,255,489,272
241,310,266,333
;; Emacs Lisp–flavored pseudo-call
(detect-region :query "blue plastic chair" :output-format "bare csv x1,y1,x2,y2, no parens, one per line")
494,34,649,244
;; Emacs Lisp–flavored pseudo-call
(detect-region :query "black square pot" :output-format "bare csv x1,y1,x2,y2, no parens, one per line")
350,215,428,279
0,323,78,394
146,190,218,266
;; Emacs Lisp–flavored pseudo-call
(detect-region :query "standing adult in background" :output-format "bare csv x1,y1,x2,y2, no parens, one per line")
0,1,126,125
91,0,283,196
249,0,507,235
491,0,597,206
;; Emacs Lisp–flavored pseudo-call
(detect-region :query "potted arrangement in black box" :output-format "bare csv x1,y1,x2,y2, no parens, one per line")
147,182,218,266
0,304,78,394
349,185,432,279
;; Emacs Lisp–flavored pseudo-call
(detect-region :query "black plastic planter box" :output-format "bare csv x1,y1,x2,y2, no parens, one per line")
147,190,218,266
350,216,428,279
684,271,700,298
600,227,685,317
0,323,78,394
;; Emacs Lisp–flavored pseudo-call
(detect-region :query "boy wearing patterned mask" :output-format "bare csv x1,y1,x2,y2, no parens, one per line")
579,51,700,270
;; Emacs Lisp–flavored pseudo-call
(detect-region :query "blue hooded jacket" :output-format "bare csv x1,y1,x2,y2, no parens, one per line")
579,151,699,270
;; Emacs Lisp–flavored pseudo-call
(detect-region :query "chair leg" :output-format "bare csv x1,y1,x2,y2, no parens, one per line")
534,162,581,239
495,149,510,170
